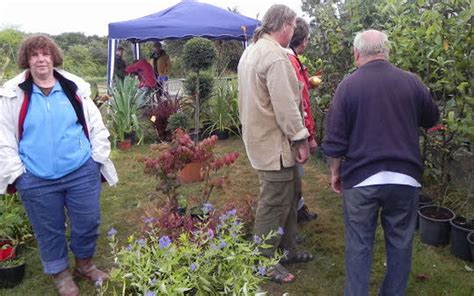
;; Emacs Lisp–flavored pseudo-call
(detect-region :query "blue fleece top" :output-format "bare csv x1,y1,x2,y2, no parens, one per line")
322,60,439,189
19,81,91,179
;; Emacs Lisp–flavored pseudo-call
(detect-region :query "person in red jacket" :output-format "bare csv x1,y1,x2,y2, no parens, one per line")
287,17,319,224
125,59,157,89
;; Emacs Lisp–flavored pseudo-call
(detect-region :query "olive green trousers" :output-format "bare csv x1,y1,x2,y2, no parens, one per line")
254,166,300,257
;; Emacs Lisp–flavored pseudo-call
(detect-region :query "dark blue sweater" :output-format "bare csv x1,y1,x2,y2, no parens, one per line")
322,60,439,189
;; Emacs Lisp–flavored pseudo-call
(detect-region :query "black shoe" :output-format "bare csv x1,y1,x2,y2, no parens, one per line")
297,205,318,223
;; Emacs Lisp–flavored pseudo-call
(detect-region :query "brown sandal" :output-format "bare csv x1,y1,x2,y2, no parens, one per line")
267,263,295,284
53,269,80,296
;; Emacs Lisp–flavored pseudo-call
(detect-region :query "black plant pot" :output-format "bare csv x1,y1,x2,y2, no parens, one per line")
418,205,455,246
189,129,204,142
416,194,434,230
213,130,229,140
450,217,474,261
0,262,26,288
467,232,474,262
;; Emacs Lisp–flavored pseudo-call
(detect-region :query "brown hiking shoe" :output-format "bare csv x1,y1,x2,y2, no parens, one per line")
74,258,109,283
53,269,79,296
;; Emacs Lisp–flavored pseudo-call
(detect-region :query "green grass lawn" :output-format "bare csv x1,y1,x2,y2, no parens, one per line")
2,138,473,295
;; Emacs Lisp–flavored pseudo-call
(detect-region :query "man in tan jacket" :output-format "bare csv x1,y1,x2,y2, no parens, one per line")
237,4,312,284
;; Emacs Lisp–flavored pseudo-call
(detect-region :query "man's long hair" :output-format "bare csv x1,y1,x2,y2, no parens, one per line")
252,4,296,43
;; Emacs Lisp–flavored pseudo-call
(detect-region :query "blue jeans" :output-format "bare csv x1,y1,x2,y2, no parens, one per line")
343,185,419,296
16,158,102,274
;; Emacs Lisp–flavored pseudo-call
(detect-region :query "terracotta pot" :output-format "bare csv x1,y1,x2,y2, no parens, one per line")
179,162,204,184
117,139,132,151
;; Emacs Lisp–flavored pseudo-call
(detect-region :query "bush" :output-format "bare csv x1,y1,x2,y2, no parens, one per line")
0,194,32,243
183,38,217,73
105,210,280,295
183,71,215,103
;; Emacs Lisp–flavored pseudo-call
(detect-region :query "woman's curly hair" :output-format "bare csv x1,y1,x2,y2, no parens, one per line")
17,34,63,69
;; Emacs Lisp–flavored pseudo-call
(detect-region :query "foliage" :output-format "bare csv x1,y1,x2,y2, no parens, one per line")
382,0,473,202
141,129,239,210
301,0,385,143
0,257,24,268
203,79,240,136
166,111,191,133
108,75,147,143
183,38,217,133
183,38,217,73
213,40,244,75
62,44,103,77
106,210,279,295
0,194,32,243
0,28,24,80
144,92,183,142
183,71,215,103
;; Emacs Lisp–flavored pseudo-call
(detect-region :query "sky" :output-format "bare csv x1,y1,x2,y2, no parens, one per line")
0,0,306,37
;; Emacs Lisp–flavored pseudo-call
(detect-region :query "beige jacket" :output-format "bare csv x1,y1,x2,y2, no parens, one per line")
238,34,309,171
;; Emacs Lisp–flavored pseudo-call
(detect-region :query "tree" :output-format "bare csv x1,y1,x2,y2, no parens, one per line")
382,0,473,199
183,38,217,138
0,28,24,80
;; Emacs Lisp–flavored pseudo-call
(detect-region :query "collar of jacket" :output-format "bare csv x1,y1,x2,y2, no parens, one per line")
17,70,89,139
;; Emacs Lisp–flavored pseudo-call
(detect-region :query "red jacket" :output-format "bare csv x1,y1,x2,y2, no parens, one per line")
288,53,316,142
125,60,157,88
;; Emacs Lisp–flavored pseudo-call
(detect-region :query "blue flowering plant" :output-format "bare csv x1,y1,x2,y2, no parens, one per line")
106,209,280,295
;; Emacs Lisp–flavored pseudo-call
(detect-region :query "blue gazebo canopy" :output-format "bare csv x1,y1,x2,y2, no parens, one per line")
108,1,260,42
107,1,260,88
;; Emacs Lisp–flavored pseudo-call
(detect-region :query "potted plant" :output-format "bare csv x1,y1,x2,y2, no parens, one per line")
166,111,191,135
418,192,455,246
0,194,30,288
467,232,474,261
141,129,239,211
0,240,16,262
109,75,147,149
203,80,240,139
0,194,33,248
0,256,26,288
145,91,183,142
182,37,217,141
449,159,474,261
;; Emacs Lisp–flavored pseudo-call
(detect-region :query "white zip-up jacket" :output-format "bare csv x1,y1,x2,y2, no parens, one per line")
0,69,118,194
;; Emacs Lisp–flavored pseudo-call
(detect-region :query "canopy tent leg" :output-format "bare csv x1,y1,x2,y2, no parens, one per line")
106,39,117,93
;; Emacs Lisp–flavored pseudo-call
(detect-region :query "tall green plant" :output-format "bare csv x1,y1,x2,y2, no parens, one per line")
204,80,240,136
301,0,386,143
382,0,472,201
109,76,147,143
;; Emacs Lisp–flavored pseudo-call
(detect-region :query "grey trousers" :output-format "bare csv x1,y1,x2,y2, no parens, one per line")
343,184,419,296
254,166,298,257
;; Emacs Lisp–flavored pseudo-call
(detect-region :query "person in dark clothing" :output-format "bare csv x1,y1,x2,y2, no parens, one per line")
114,45,127,80
322,30,439,296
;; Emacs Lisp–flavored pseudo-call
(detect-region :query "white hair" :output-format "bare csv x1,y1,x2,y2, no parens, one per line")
354,30,390,58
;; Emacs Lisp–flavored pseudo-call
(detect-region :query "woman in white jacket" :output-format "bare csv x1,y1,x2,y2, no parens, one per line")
0,34,118,296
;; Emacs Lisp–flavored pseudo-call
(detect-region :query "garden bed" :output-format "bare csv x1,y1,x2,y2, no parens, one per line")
3,138,473,295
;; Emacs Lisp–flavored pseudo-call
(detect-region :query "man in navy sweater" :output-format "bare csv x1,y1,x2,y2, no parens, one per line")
322,30,439,296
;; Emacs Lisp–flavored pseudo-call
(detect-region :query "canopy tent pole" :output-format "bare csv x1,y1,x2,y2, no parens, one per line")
133,42,140,60
106,39,117,92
